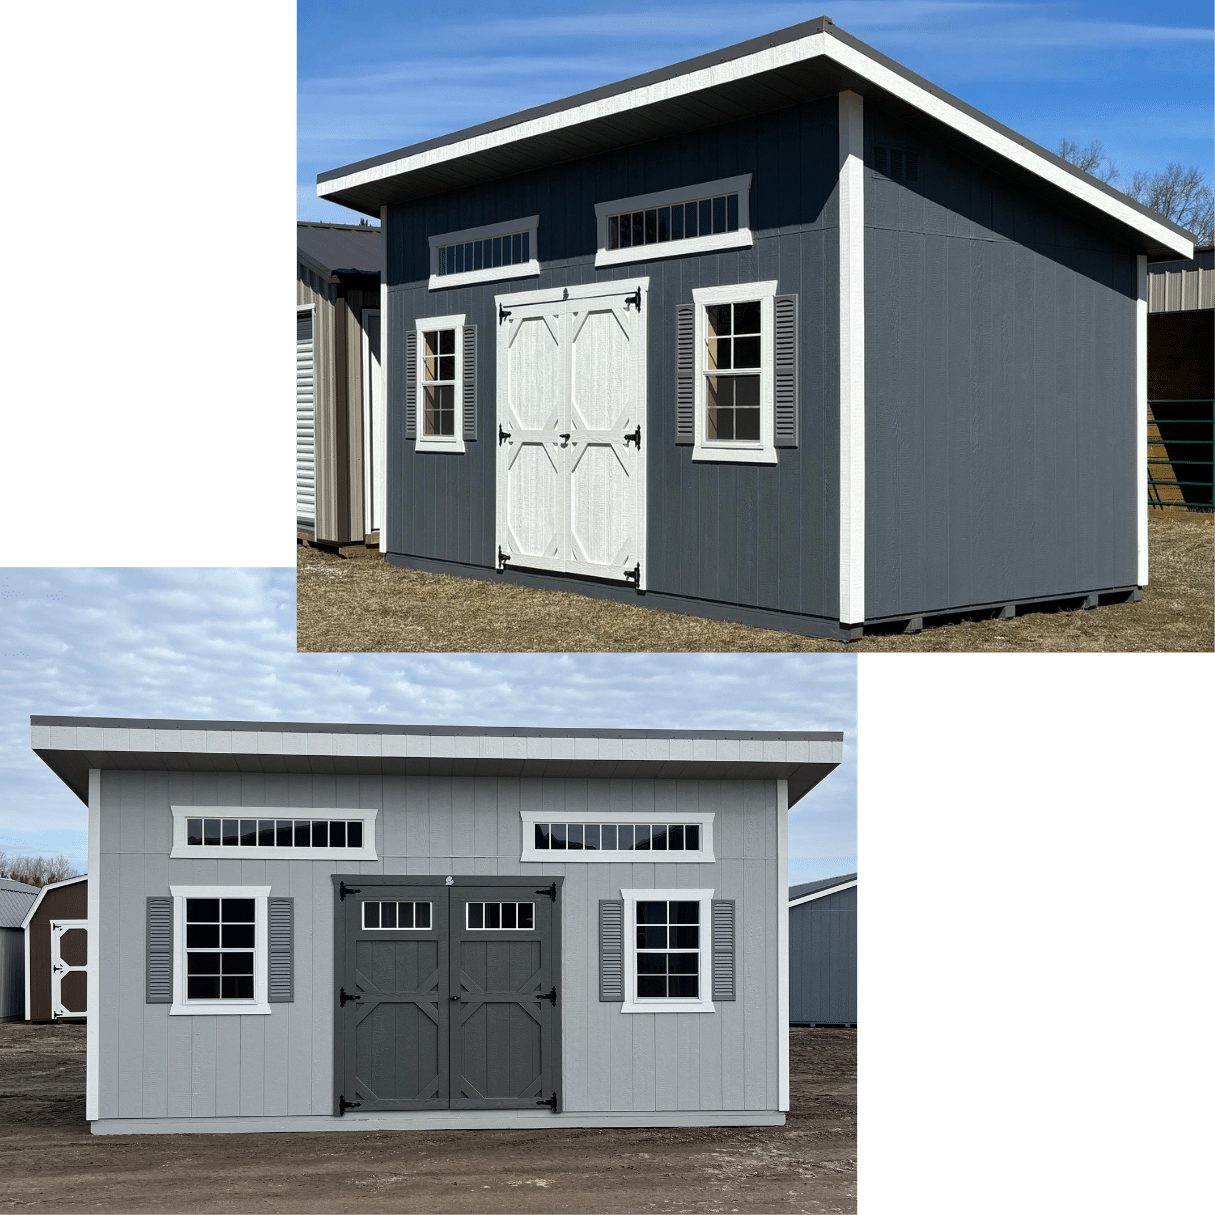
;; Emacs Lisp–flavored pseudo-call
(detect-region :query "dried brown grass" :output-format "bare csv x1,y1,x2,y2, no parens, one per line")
297,511,1212,653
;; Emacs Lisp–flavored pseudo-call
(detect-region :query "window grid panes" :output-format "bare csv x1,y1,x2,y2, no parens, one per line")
186,817,365,849
185,898,255,1000
636,900,700,999
533,823,702,851
705,301,761,441
422,329,456,437
362,900,432,930
467,901,535,930
606,192,739,251
437,230,529,276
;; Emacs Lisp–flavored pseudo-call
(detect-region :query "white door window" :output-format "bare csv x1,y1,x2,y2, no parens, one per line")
362,309,383,534
495,280,648,587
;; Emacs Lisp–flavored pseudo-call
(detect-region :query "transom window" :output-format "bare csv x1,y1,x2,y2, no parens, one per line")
607,192,738,252
636,900,700,999
428,215,539,290
186,817,363,849
533,823,702,851
873,145,919,181
422,329,457,436
467,902,534,930
185,898,254,1000
705,301,761,441
519,811,716,863
437,230,530,277
363,900,432,930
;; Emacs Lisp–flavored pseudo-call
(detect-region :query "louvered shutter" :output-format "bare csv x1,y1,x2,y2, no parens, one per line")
675,303,696,444
711,899,736,1001
268,897,294,1002
774,294,799,447
296,310,316,528
404,329,418,439
146,896,173,1003
599,899,624,1001
462,323,477,442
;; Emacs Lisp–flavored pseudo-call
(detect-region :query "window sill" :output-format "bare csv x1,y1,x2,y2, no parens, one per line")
595,230,752,268
619,1000,716,1015
691,443,778,465
169,1001,272,1017
428,260,540,290
416,436,466,454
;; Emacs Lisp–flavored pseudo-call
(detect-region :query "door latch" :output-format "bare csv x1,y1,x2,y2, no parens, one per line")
498,423,512,444
624,563,641,588
339,987,362,1007
559,433,571,444
533,986,557,1007
450,993,463,1002
498,547,511,568
623,425,641,449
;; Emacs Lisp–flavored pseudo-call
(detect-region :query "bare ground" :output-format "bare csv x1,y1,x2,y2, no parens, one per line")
297,511,1212,652
0,1022,855,1214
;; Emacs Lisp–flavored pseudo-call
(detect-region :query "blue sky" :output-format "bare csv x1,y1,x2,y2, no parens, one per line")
300,0,1213,224
0,568,857,884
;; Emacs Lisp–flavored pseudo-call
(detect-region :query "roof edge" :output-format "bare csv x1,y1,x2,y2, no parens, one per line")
19,873,88,931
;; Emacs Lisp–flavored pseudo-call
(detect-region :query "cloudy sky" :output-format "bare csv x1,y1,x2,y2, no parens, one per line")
299,0,1213,223
0,567,857,883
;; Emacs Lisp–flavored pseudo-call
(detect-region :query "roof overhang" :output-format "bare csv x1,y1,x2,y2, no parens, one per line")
19,874,88,931
789,878,856,908
317,16,1192,259
31,716,844,809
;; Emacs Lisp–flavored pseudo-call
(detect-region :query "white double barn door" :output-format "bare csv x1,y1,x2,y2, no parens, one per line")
496,281,647,587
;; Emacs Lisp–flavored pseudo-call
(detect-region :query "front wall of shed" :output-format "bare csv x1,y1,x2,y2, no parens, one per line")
94,770,781,1121
385,99,841,621
789,886,856,1025
28,881,88,1022
863,104,1139,618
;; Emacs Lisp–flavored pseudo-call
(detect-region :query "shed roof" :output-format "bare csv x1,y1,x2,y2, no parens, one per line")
19,874,88,931
0,878,39,930
790,873,856,904
30,716,843,810
317,15,1192,259
297,221,383,280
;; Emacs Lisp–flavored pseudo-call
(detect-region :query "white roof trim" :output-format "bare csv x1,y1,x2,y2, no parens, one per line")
319,28,1191,259
789,878,856,909
20,873,87,931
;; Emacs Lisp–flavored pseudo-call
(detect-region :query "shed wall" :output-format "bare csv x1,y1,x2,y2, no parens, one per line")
788,885,856,1025
27,881,88,1022
0,929,22,1020
94,770,781,1121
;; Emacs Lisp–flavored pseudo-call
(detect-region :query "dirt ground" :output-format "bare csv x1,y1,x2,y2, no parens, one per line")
297,510,1212,652
0,1022,855,1214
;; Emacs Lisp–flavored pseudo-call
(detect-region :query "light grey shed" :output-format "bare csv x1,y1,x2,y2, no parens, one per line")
788,874,856,1026
30,714,843,1135
0,877,39,1021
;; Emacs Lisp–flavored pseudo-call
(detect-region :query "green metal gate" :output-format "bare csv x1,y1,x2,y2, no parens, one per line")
1148,398,1214,509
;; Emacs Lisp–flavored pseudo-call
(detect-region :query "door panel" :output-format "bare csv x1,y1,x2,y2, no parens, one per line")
503,441,564,570
50,921,87,1020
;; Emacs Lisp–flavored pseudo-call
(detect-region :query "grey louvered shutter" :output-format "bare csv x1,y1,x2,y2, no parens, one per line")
774,294,798,447
711,899,736,1001
675,303,696,444
404,329,418,439
461,324,477,441
146,896,172,1003
268,897,294,1002
599,899,624,1001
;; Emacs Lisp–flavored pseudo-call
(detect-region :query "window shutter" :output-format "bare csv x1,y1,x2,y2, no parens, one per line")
711,899,736,1001
146,896,172,1004
774,294,798,448
599,899,624,1001
404,329,418,439
268,896,294,1002
462,324,477,442
675,303,695,444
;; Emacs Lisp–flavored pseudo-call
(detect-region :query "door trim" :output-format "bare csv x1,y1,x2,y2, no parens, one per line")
361,308,383,536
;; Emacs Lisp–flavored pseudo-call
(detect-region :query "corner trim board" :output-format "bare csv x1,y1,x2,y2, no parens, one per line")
86,770,100,1120
776,779,790,1112
1136,254,1149,586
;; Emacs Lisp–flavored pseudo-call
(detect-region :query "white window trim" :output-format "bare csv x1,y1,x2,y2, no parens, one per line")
168,885,272,1017
594,174,753,267
691,280,779,465
428,215,540,290
619,887,716,1014
169,806,379,861
519,809,715,863
415,312,467,453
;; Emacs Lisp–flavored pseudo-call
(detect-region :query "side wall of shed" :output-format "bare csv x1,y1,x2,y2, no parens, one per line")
94,771,781,1121
788,885,856,1025
0,929,23,1020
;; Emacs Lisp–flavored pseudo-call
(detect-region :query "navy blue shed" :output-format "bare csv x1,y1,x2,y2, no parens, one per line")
789,874,856,1026
317,16,1195,640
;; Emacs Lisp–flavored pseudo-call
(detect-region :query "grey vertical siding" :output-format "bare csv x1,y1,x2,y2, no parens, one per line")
385,98,841,622
97,770,781,1119
863,105,1139,619
789,885,856,1024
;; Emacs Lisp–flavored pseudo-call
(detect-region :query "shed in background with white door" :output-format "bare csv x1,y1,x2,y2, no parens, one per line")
22,875,88,1022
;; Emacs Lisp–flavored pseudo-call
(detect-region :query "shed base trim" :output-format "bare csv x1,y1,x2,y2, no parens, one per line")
90,1110,785,1136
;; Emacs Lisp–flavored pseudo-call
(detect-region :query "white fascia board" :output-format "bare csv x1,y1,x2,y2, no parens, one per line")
788,879,857,909
319,29,1192,258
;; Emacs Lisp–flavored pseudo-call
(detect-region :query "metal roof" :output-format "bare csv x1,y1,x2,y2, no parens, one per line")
789,873,856,902
316,15,1192,259
297,221,383,278
30,716,844,810
0,878,39,930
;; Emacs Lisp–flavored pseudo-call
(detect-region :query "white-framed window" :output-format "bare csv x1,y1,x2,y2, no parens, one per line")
594,175,752,268
428,215,540,290
169,885,271,1016
692,280,779,464
619,887,715,1014
362,900,432,930
415,313,466,452
169,806,378,860
467,901,535,930
519,809,715,863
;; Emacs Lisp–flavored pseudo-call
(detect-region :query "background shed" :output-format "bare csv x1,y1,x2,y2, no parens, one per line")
789,874,856,1027
0,877,39,1020
22,875,88,1022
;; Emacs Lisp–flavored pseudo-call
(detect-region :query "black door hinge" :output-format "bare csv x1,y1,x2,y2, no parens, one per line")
339,882,361,902
625,286,642,312
624,563,640,588
499,303,512,325
623,425,641,449
338,1093,362,1115
498,547,512,568
533,986,557,1007
536,1092,558,1112
340,986,362,1007
498,423,512,445
535,883,557,902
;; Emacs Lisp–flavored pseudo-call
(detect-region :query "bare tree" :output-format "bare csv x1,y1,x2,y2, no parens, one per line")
0,851,82,887
1125,163,1214,245
1057,138,1120,184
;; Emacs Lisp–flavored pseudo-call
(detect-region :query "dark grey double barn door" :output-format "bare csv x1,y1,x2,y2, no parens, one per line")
338,882,558,1113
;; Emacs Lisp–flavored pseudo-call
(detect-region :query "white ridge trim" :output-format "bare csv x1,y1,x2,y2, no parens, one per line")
789,878,857,909
1136,254,1149,586
776,779,790,1112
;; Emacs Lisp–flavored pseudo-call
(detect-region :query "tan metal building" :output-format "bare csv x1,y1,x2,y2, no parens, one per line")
22,875,88,1022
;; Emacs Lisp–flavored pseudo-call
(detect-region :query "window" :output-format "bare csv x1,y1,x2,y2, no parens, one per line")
170,806,378,860
169,885,271,1015
872,145,919,181
595,175,752,268
413,314,467,452
619,888,715,1013
519,810,715,862
467,901,534,930
428,216,540,289
363,900,432,930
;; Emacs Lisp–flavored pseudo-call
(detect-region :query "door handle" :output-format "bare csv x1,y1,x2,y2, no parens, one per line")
449,994,463,1002
559,433,571,444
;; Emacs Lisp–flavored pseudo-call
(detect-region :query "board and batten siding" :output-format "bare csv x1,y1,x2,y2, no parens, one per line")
385,97,842,624
862,103,1140,620
789,884,856,1025
94,769,781,1120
